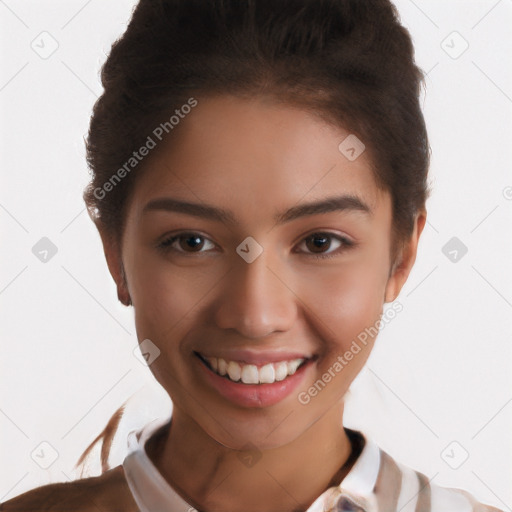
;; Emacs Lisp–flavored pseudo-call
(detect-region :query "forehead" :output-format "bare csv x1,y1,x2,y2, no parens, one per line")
129,95,390,221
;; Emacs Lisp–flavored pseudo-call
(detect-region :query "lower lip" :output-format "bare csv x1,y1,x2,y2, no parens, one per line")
195,354,313,408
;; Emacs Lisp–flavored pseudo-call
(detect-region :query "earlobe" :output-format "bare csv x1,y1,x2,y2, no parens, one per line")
384,211,426,303
117,265,132,306
98,229,132,307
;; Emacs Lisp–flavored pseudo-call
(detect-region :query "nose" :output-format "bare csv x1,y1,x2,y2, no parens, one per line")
213,250,298,339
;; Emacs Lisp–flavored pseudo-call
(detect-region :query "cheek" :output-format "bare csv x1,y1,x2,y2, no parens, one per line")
294,264,387,402
127,251,218,340
297,258,388,354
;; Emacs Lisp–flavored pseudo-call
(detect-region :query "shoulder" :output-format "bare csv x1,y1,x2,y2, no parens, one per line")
377,447,503,512
0,465,139,512
427,479,504,512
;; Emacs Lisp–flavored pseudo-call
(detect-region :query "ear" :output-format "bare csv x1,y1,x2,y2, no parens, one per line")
98,228,132,307
384,211,426,303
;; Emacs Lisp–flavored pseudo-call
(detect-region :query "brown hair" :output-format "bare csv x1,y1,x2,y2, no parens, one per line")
75,402,127,475
80,0,431,473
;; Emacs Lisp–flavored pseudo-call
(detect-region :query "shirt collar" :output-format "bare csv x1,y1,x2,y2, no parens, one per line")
122,414,382,512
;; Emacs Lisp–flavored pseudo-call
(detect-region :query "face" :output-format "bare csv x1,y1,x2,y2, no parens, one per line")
105,95,423,450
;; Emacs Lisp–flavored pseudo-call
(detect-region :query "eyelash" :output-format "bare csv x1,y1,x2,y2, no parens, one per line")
157,232,355,260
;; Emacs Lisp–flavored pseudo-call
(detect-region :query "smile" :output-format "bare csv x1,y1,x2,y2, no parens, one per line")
194,350,316,408
196,353,308,384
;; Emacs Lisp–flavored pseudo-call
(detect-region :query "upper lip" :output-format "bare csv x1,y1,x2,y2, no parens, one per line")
195,349,314,365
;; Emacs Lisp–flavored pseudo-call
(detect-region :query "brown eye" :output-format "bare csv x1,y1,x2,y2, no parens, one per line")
296,232,354,259
159,233,216,254
178,234,206,252
305,233,332,254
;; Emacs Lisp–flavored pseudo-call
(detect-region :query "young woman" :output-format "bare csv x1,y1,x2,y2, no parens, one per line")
1,0,504,511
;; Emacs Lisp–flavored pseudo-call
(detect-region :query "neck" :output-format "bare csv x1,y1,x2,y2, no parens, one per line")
149,403,355,512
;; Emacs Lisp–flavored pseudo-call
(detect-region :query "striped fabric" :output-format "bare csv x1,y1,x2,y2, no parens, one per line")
122,416,503,512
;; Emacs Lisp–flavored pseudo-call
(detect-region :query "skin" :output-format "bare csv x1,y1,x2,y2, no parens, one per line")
99,95,426,512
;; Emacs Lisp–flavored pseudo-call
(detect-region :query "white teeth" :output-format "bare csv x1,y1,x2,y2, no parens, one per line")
287,359,301,374
203,355,306,384
241,364,259,384
207,357,218,372
227,361,241,382
217,358,228,376
274,362,288,381
259,364,275,384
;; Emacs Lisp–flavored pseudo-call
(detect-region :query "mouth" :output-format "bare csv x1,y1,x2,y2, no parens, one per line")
194,351,312,385
193,350,316,407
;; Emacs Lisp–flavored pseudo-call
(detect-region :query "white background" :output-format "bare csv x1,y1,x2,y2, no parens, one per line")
1,0,511,508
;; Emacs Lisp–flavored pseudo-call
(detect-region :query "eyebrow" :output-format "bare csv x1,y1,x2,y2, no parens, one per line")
142,194,372,225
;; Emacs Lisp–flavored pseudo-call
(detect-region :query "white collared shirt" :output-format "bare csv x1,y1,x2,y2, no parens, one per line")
122,415,502,512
